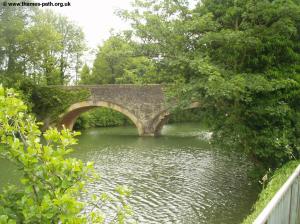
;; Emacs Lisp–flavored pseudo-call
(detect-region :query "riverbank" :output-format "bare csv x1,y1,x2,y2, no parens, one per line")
242,160,300,223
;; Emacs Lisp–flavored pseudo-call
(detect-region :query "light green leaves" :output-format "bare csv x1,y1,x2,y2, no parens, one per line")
0,87,91,223
0,87,135,223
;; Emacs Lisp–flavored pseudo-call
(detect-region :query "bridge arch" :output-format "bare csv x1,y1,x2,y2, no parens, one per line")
58,101,144,135
151,102,202,135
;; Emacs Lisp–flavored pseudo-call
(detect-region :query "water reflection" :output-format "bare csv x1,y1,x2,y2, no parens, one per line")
0,123,259,223
72,123,259,224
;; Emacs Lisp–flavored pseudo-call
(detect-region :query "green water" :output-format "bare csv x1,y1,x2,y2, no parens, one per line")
74,123,259,224
0,122,259,223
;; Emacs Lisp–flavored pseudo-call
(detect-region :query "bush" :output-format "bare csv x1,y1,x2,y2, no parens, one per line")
0,86,133,223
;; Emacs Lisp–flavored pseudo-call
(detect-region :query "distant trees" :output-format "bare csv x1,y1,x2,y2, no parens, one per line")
0,5,31,79
91,35,132,84
80,34,159,84
0,6,85,85
79,64,91,84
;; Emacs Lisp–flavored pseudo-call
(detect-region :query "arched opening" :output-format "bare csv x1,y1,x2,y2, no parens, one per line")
73,107,134,130
58,101,144,135
152,102,202,135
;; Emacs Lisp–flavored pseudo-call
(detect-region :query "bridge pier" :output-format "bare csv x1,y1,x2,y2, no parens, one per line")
138,111,170,136
138,124,162,137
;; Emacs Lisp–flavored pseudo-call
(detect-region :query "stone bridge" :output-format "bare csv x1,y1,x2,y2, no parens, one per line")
57,84,200,136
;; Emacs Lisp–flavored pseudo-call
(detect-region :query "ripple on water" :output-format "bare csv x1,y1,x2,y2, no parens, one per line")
73,123,259,224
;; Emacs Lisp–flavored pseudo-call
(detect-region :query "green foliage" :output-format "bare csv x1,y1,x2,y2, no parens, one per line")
119,0,196,83
121,0,300,168
242,161,300,224
80,34,160,85
0,1,31,75
79,64,92,84
74,108,133,130
196,0,300,73
0,86,134,223
17,81,91,124
91,35,132,84
0,5,85,85
116,56,161,84
18,10,63,85
168,109,204,124
0,86,91,223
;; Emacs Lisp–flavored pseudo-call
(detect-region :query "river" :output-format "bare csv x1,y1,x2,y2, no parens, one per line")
73,122,259,224
0,122,259,224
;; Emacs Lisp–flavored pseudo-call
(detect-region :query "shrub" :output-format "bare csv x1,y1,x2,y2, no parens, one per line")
0,86,133,223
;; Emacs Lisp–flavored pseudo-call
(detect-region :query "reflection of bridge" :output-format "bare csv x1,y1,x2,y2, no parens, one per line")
57,85,200,136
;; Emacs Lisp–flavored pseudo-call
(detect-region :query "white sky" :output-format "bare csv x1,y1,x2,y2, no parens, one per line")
37,0,197,65
41,0,132,49
40,0,197,50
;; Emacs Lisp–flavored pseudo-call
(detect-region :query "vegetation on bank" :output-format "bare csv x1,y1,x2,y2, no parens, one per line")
242,161,300,224
127,0,300,168
168,109,207,124
74,108,204,130
74,108,133,130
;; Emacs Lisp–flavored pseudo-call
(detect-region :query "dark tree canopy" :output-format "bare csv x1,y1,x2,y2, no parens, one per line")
118,0,300,167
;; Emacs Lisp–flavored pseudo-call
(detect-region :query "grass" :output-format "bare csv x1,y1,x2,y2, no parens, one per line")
242,160,300,224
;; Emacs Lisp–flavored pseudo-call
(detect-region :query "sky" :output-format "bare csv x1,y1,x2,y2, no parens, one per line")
37,0,197,64
42,0,197,50
42,0,133,49
34,0,196,80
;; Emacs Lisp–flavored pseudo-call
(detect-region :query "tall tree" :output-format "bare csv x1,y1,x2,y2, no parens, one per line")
119,0,196,82
0,3,35,80
18,11,62,85
119,0,300,167
83,34,159,85
79,63,91,84
0,7,85,86
52,12,85,84
91,35,133,84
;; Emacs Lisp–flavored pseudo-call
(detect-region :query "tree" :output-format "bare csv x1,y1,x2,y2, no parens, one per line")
0,7,85,86
84,34,160,85
183,0,300,167
50,11,86,84
0,2,35,82
18,11,62,85
118,0,196,83
119,0,300,167
116,56,160,84
18,10,85,85
89,35,133,84
79,63,91,84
